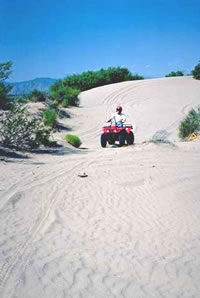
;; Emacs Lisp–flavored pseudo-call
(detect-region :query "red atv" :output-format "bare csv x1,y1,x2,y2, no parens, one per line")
101,123,134,147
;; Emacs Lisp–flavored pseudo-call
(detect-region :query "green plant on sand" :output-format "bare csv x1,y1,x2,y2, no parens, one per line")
0,104,53,150
64,133,82,148
179,108,200,140
192,60,200,80
165,71,184,77
43,108,58,128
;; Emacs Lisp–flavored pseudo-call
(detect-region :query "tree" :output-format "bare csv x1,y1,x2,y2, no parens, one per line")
0,61,13,109
192,61,200,80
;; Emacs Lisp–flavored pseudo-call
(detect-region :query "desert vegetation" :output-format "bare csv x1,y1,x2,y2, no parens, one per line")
64,134,82,148
0,62,53,150
179,107,200,140
165,71,184,77
61,67,144,91
0,104,53,150
50,67,143,108
0,61,83,151
50,82,80,107
0,61,13,109
28,89,47,102
43,108,58,128
192,61,200,80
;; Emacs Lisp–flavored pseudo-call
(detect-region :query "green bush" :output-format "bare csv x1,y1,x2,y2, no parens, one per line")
192,61,200,80
50,67,143,108
28,89,46,102
51,82,80,107
62,67,144,92
15,95,30,104
0,104,52,150
43,108,58,128
0,61,13,110
64,133,82,148
165,71,184,77
179,108,200,140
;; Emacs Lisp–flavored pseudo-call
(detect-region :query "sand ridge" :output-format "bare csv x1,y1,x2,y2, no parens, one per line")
0,76,200,298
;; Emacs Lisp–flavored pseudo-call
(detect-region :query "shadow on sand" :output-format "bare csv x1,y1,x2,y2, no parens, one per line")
0,147,29,160
30,145,87,156
0,144,87,163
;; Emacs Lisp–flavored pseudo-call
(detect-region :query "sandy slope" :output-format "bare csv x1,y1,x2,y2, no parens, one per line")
0,76,200,298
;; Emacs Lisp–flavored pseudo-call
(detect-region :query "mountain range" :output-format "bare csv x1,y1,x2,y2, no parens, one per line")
6,77,58,96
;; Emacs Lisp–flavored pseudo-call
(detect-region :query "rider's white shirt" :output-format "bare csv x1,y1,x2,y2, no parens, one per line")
110,112,126,123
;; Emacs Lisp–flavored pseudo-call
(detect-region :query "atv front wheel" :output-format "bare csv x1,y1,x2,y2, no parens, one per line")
127,131,134,145
101,133,107,147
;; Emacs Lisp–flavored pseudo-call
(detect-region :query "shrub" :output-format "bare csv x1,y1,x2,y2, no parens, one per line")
0,104,52,150
15,95,30,104
64,133,81,148
179,108,200,140
50,81,80,107
35,127,52,146
50,67,143,107
62,67,144,92
43,108,58,128
0,61,13,110
28,89,46,102
192,61,200,80
165,71,184,77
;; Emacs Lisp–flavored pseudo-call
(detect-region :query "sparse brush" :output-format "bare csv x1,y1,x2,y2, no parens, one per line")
63,67,144,92
192,61,200,80
50,67,144,106
28,89,46,102
0,104,53,150
64,133,81,148
179,108,200,140
165,71,184,77
50,82,80,107
43,108,58,128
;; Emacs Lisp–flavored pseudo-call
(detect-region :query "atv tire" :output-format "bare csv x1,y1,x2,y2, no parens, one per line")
101,133,107,148
108,135,115,145
127,131,134,145
119,131,125,147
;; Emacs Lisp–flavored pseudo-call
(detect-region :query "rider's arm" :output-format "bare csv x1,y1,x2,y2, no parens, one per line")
121,115,126,123
106,113,115,123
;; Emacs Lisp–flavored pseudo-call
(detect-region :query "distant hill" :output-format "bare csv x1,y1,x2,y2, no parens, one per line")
6,78,58,95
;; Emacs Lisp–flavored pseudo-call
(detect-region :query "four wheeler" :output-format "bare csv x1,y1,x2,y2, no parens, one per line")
100,122,134,148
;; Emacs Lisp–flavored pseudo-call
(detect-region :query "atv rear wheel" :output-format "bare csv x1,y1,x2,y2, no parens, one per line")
127,131,134,145
108,135,115,145
119,131,125,147
101,133,107,147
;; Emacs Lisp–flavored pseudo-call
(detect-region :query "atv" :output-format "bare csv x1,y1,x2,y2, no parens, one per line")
100,122,134,148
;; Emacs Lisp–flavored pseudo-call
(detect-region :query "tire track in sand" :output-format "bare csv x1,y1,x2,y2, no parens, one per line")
0,153,105,297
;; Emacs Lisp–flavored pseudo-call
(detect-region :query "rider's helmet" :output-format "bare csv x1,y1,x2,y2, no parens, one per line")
116,105,122,113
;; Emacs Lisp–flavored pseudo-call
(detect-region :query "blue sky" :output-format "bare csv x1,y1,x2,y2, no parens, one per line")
1,0,200,82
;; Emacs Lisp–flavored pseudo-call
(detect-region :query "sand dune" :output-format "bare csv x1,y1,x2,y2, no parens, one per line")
0,76,200,298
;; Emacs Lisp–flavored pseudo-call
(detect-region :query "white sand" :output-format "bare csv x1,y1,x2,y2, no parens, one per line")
0,76,200,298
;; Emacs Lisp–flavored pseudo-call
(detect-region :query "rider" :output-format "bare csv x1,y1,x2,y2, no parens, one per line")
106,105,126,125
